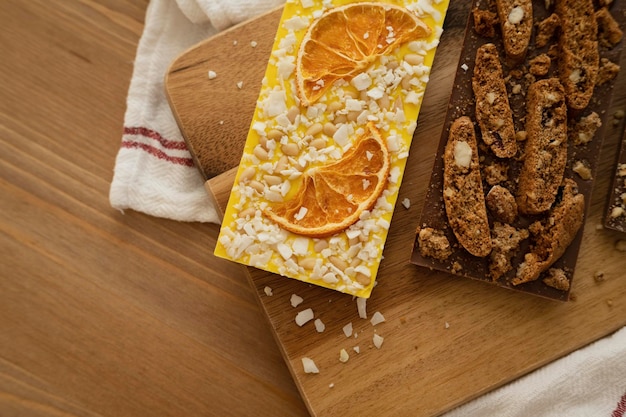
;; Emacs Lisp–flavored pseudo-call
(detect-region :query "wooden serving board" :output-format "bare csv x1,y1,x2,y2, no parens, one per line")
166,3,626,417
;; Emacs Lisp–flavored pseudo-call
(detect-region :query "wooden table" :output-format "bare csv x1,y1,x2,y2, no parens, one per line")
2,1,625,417
0,1,308,415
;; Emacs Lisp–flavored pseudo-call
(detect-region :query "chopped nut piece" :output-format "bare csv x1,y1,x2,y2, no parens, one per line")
572,160,592,180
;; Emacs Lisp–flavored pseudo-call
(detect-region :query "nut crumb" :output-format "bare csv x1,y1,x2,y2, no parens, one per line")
593,271,605,282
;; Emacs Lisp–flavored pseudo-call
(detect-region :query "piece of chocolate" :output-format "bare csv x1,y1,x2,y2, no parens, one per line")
411,0,625,301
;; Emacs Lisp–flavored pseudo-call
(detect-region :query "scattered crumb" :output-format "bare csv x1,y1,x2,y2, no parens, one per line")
339,349,349,363
472,7,498,38
461,63,469,72
529,54,551,76
356,297,367,319
314,318,326,333
290,293,304,307
208,70,217,79
233,40,238,46
450,261,463,274
250,41,258,48
402,198,411,209
572,160,593,180
417,227,452,260
353,346,360,354
444,321,450,329
263,286,273,296
236,81,244,89
596,7,623,48
329,383,335,388
302,357,319,374
597,58,620,86
483,161,509,185
373,334,384,349
536,13,560,48
343,322,353,337
295,308,314,326
370,311,386,326
593,271,605,283
543,268,570,291
571,112,602,146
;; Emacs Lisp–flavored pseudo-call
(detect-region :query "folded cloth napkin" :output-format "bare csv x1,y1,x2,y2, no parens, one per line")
110,1,625,415
109,0,283,223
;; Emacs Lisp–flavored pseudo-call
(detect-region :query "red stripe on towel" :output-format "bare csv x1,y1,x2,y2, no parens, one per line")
123,126,189,150
612,392,626,417
121,139,194,167
121,126,194,167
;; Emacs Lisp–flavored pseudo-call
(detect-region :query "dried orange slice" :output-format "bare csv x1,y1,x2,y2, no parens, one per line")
296,2,432,106
264,123,390,237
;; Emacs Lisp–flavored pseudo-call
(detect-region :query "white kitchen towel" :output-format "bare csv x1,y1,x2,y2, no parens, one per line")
109,0,282,223
110,1,625,415
442,325,626,417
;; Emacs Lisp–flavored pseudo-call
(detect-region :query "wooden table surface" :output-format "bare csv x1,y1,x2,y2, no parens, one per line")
2,1,625,417
0,1,309,416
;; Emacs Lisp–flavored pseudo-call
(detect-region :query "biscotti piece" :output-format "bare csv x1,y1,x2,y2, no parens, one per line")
486,185,518,224
513,179,585,285
495,0,533,63
489,222,529,281
472,43,517,158
596,7,624,48
516,78,568,215
597,58,621,86
536,13,560,48
473,7,498,38
556,0,599,110
443,116,492,257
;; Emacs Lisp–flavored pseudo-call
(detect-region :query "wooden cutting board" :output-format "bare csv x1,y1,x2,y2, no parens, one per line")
165,3,626,416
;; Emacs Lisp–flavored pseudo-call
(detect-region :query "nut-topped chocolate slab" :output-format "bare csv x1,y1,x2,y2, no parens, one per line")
411,0,624,301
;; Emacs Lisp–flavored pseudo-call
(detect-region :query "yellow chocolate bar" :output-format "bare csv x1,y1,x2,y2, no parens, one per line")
215,0,449,298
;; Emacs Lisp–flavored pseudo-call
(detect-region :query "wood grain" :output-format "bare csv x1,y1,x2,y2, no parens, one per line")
166,2,626,417
0,1,308,416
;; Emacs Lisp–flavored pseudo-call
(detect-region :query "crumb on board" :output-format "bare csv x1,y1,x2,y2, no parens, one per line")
594,271,605,282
